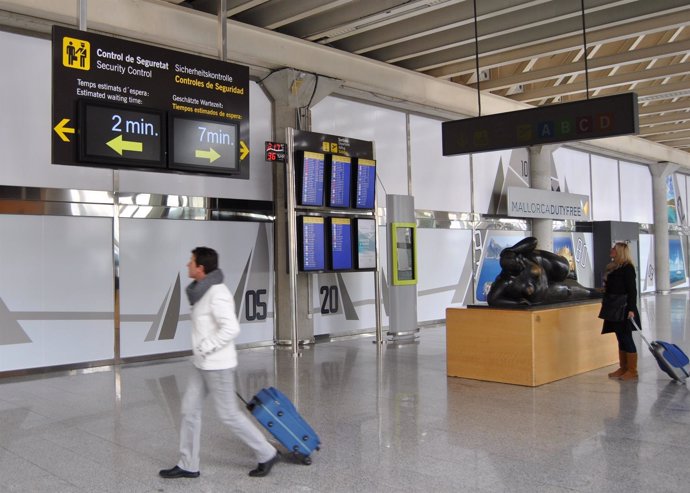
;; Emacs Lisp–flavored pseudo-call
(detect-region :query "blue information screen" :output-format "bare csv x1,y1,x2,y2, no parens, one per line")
301,216,325,271
329,155,352,208
331,218,353,270
300,152,325,206
355,158,376,209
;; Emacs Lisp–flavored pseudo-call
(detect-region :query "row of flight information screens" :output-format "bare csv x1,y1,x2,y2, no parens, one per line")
298,216,376,272
296,151,376,209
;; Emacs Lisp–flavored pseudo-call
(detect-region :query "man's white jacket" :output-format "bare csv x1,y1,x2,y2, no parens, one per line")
190,283,240,370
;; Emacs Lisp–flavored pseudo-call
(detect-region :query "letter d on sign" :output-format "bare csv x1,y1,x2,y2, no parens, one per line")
597,114,612,131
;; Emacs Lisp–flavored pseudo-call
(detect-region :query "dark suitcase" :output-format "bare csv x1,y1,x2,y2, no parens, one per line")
242,387,321,464
631,319,690,383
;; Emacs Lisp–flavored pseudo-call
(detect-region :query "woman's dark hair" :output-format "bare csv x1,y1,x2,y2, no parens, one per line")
192,247,218,274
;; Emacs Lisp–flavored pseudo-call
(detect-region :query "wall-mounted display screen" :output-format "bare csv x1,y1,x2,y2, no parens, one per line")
391,222,417,285
330,217,353,270
356,218,376,269
328,155,352,208
169,115,239,174
78,101,165,167
355,158,376,209
297,151,325,206
299,216,325,271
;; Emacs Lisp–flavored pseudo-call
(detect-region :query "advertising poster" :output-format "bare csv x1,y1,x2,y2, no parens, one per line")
669,237,687,288
474,231,526,303
667,175,679,224
553,235,577,280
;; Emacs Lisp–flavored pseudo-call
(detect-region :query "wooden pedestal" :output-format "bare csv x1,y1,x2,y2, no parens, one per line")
446,302,618,386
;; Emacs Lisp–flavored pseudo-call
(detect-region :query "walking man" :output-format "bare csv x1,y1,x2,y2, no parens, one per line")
159,247,279,479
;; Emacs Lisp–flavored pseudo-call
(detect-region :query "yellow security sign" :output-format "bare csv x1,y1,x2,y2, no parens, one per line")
62,36,90,70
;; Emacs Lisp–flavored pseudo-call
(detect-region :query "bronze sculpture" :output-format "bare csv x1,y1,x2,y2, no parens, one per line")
487,237,598,307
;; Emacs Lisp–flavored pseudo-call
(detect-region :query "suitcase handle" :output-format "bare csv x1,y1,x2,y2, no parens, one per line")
628,318,653,350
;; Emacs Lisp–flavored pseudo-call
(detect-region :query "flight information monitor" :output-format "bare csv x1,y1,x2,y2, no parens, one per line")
299,216,325,271
355,158,376,209
328,155,352,208
297,151,325,206
330,217,353,270
355,218,376,269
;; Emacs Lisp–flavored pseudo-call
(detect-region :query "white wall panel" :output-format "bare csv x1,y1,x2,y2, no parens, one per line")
119,219,273,358
619,161,652,224
311,97,408,196
118,81,273,199
417,229,473,321
472,149,529,214
0,215,113,371
639,233,655,293
591,154,620,221
0,31,113,190
552,147,591,196
410,115,471,213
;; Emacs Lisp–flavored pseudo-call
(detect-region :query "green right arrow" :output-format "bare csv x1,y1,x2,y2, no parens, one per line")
195,148,221,163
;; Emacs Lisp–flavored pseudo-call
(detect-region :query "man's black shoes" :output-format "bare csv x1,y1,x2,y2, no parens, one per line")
159,465,200,479
248,452,279,477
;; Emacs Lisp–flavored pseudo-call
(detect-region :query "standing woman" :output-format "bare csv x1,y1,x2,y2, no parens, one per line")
602,242,641,381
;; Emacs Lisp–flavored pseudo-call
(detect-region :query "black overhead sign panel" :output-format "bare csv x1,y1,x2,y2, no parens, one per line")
52,25,250,177
442,93,639,156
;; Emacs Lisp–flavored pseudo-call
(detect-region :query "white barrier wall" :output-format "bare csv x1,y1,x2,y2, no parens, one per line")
0,215,114,372
119,220,274,358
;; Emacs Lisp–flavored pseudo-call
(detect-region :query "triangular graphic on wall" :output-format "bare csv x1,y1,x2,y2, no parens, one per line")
335,273,359,321
452,246,475,306
145,274,181,341
235,254,252,319
0,296,32,345
381,271,390,317
239,224,271,323
488,157,505,214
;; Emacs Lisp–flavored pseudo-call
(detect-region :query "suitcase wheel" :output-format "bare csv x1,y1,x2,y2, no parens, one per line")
301,455,312,466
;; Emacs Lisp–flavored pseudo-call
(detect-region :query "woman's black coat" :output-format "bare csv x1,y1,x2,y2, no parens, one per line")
601,262,641,334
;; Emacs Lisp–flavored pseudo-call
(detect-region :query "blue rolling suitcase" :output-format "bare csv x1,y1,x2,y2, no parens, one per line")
244,387,321,464
631,319,690,383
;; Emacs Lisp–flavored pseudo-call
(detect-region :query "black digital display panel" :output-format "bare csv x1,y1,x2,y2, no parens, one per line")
355,218,376,269
355,158,376,209
78,101,164,167
328,155,352,208
169,116,239,174
299,216,325,271
296,151,325,206
442,93,639,155
330,217,353,270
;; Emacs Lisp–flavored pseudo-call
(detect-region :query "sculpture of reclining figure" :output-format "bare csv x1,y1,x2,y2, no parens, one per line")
487,237,598,307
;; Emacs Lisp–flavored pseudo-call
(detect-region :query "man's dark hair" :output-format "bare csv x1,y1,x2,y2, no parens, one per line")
192,247,218,274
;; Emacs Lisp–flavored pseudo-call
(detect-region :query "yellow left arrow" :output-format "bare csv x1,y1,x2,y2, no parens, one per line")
240,140,249,160
107,135,143,155
54,118,75,142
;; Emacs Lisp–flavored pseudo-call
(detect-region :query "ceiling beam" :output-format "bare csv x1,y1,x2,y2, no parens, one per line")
639,99,690,115
423,10,690,79
473,38,690,91
647,129,690,142
640,111,690,126
639,121,690,136
510,62,690,102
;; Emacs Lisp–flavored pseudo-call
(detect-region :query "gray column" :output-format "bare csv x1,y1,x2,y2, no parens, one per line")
529,145,559,252
260,69,342,346
649,161,679,294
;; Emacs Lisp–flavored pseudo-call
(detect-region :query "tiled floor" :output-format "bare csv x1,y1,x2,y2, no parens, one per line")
1,292,690,492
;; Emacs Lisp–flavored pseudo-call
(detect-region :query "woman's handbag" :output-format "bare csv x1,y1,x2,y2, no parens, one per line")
598,293,628,321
